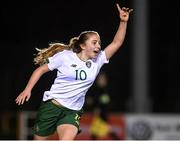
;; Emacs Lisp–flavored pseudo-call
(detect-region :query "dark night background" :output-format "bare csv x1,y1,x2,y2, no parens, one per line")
0,0,180,113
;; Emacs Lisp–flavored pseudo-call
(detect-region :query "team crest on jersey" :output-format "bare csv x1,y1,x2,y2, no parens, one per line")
71,64,77,67
86,61,91,68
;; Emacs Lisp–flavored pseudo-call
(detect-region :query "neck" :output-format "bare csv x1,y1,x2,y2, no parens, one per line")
77,52,88,62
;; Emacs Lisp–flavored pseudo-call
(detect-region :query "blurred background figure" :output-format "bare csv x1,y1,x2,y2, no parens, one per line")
87,71,120,140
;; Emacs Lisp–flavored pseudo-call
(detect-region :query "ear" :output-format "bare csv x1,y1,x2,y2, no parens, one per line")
80,43,86,50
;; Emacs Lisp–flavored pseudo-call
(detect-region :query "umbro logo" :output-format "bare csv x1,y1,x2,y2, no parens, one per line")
71,64,77,67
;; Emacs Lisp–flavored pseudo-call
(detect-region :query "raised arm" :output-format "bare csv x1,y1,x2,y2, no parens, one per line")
15,64,50,105
104,4,133,60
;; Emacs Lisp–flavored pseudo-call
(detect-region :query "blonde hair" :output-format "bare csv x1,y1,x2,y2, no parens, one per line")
33,43,69,65
33,31,99,66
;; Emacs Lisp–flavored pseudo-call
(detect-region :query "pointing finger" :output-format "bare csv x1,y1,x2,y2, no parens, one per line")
116,3,121,11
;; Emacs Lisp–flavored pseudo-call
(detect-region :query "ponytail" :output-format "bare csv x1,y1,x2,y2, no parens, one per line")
33,43,69,66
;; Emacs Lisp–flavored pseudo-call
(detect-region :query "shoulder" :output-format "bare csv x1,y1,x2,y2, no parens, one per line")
93,50,109,64
47,49,73,70
95,50,107,60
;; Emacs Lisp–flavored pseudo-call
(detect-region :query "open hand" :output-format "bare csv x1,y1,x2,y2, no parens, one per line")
15,90,31,105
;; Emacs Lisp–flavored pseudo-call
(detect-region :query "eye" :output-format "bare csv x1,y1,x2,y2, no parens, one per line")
92,40,101,46
93,41,96,45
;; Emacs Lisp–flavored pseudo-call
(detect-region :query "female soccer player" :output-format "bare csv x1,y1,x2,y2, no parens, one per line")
15,3,132,140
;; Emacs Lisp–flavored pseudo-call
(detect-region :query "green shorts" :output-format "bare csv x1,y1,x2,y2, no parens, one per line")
32,100,83,136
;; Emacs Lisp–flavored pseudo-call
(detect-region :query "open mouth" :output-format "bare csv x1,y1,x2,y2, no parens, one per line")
94,50,99,54
93,49,100,54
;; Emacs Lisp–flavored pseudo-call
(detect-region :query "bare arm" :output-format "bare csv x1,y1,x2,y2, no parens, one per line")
104,4,133,60
15,64,50,105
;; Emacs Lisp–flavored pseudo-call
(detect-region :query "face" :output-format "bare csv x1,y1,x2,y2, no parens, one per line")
80,34,101,59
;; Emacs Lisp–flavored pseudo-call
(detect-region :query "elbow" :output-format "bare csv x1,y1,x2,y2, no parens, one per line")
112,40,123,49
35,65,49,76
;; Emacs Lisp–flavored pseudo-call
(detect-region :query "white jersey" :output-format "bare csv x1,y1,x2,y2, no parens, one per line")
43,50,109,110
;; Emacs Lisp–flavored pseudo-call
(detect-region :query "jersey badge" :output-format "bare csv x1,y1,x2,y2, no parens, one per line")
86,61,91,68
